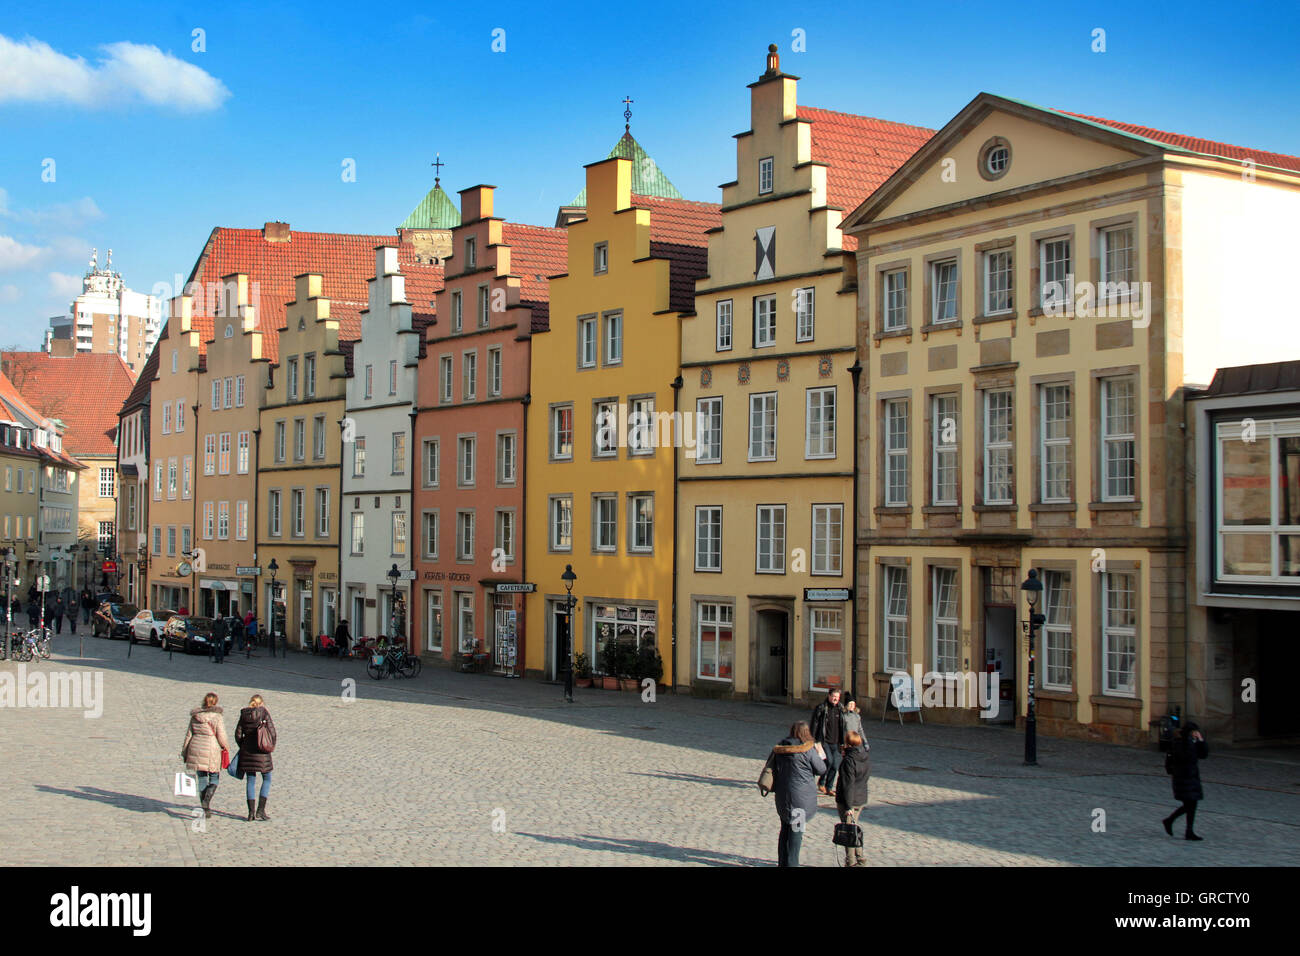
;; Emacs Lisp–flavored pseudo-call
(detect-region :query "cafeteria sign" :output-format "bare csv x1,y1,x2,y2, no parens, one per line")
495,583,535,594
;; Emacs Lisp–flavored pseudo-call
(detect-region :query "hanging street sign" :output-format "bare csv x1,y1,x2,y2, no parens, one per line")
495,583,536,593
804,587,852,602
236,566,261,576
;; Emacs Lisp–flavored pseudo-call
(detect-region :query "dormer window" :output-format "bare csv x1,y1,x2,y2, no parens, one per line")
465,237,477,269
759,157,774,195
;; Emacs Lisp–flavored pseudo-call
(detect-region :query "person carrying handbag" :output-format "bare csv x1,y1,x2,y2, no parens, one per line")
768,721,827,867
181,692,230,819
235,694,276,821
835,731,871,867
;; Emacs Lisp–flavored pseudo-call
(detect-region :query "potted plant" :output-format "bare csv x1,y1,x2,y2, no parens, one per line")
574,652,593,688
618,644,640,691
600,641,621,690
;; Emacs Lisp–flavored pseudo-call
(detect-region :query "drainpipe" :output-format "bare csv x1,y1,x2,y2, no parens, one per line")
252,426,261,624
670,374,682,694
520,391,530,675
848,359,863,700
408,406,418,655
191,399,200,614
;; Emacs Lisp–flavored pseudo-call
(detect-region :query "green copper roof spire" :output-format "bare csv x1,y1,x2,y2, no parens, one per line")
399,155,462,230
570,110,684,206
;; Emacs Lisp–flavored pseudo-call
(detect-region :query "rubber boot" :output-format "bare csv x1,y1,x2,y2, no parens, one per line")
246,799,256,822
256,797,270,821
200,785,216,819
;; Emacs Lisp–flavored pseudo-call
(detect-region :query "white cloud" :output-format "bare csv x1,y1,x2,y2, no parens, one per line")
0,285,20,304
48,271,82,297
0,34,230,111
0,235,47,271
0,192,103,230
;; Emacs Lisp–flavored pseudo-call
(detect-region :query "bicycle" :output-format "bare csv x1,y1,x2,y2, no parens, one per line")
13,628,50,662
365,640,421,680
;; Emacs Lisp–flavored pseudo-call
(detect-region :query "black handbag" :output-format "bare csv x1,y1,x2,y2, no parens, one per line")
832,823,863,848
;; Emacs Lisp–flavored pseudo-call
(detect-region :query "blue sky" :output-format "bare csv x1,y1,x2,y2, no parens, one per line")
1,0,1297,346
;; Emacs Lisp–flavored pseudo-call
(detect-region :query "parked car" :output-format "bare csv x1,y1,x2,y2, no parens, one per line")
162,615,232,655
130,608,177,646
96,591,125,606
94,603,139,640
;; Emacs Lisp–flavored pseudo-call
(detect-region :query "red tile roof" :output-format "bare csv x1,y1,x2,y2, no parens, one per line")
796,106,935,251
632,196,719,314
500,222,568,331
0,370,85,468
1056,110,1300,173
0,352,133,457
121,340,160,413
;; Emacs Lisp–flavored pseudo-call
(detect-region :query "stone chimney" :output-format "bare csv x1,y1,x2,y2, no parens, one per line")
263,221,291,243
764,43,779,77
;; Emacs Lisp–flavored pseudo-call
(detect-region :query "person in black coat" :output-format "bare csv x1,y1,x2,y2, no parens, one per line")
51,596,65,634
1163,722,1208,841
211,616,228,663
334,619,351,658
835,731,871,867
235,695,276,822
810,688,846,796
770,721,827,867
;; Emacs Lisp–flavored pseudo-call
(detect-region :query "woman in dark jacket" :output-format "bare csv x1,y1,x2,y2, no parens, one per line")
334,619,351,658
835,730,871,867
235,694,276,822
770,721,827,867
1163,722,1208,841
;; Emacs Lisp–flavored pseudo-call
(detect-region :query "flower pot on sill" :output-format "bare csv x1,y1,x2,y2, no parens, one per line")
602,676,620,691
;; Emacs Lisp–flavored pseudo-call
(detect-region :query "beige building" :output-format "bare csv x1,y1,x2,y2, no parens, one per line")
44,249,162,374
842,92,1300,745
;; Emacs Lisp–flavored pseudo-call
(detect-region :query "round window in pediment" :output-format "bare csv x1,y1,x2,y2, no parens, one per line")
978,137,1012,181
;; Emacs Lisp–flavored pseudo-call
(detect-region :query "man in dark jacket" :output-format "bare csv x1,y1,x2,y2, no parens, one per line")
1163,723,1208,841
334,619,351,658
211,616,228,663
771,721,827,867
835,731,871,866
81,589,96,624
810,688,846,796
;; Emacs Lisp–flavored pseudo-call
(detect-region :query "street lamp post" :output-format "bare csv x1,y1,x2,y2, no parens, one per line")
268,558,279,658
4,547,14,656
387,564,400,646
1020,569,1046,766
561,564,577,703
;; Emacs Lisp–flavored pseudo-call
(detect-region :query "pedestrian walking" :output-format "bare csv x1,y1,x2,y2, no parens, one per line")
242,611,256,652
1163,722,1209,841
52,596,65,634
211,616,228,663
235,694,276,822
811,687,846,796
26,600,39,630
81,588,95,625
770,721,827,867
181,692,230,819
842,694,864,739
334,619,351,658
835,730,871,867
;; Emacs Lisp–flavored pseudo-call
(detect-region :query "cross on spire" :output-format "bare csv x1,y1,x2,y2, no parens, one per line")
622,96,633,133
432,153,445,186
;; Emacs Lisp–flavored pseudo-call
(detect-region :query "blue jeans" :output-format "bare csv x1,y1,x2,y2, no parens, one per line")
819,743,843,791
196,771,220,791
777,813,806,867
245,771,272,800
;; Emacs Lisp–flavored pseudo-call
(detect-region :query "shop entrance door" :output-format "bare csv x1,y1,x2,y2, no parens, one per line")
756,608,789,700
298,585,313,648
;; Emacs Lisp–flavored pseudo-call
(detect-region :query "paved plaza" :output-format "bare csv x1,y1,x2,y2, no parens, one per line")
2,635,1298,867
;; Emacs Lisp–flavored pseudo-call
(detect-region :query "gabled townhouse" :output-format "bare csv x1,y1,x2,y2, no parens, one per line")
0,373,51,590
116,347,157,605
841,93,1300,743
523,156,717,681
412,186,564,667
676,46,932,703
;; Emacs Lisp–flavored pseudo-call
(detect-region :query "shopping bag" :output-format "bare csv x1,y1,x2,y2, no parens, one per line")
174,772,197,797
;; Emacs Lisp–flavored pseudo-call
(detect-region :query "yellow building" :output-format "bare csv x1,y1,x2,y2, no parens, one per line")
676,47,931,703
0,374,45,592
523,156,716,680
256,274,346,648
838,92,1296,743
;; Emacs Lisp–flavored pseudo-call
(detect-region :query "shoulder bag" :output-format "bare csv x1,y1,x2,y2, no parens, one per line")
757,750,776,797
256,715,277,753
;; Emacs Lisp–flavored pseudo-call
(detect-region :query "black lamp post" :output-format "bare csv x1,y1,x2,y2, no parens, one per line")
268,558,280,657
387,564,400,643
561,564,577,703
4,547,14,652
1020,569,1046,766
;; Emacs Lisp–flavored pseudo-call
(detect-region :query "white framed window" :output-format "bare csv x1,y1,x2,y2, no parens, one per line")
496,432,516,485
594,401,618,458
217,501,230,540
593,494,617,552
809,608,844,692
457,436,476,487
422,510,439,559
931,566,960,673
551,405,574,460
293,419,305,461
931,259,958,323
748,392,777,461
237,431,250,474
392,511,407,557
1216,417,1300,581
594,242,608,275
885,399,909,506
1042,570,1073,691
423,438,439,488
628,493,653,553
462,350,477,401
291,489,305,537
753,295,776,347
550,496,572,552
98,467,115,498
794,287,815,342
1101,571,1137,696
439,355,453,403
465,237,477,269
219,432,231,474
353,437,366,478
1101,378,1136,501
715,299,733,351
314,416,326,460
210,380,220,412
316,489,330,537
1040,384,1071,502
694,506,721,571
811,504,843,575
350,512,364,555
451,291,463,332
236,500,248,540
425,590,443,652
152,525,162,554
884,270,908,330
758,156,774,194
268,490,282,536
697,602,734,681
1040,237,1072,308
1099,225,1135,294
983,249,1013,315
203,502,215,539
487,347,502,397
154,462,163,500
177,399,186,431
457,591,475,653
287,357,299,400
363,364,374,400
494,510,515,562
274,421,285,462
477,285,490,328
579,317,597,368
388,359,397,396
628,396,654,456
162,402,171,435
603,312,623,365
932,394,958,506
883,566,909,672
755,504,786,574
392,432,407,475
224,374,234,408
805,387,836,459
167,459,177,498
696,397,721,464
236,375,245,407
983,389,1013,504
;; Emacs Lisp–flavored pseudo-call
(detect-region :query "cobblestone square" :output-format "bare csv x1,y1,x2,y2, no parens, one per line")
2,636,1297,867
